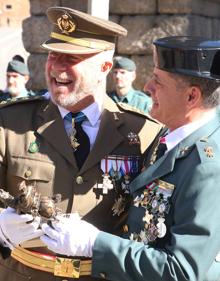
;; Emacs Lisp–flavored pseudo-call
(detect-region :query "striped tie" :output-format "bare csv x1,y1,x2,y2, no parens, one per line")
67,112,90,169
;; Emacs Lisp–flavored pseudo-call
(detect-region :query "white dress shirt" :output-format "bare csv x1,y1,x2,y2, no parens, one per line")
164,110,216,153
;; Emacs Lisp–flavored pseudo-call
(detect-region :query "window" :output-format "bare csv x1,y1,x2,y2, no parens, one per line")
5,5,12,10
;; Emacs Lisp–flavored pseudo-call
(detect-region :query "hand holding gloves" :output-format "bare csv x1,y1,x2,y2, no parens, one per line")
40,213,100,257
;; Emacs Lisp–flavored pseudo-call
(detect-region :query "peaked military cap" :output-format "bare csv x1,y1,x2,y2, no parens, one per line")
153,36,220,81
113,57,136,71
41,6,127,54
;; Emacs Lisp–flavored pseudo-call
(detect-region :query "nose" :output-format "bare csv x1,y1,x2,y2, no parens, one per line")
143,78,155,97
143,79,150,92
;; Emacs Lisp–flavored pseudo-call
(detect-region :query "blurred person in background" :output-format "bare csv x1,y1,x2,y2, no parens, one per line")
0,55,35,101
108,56,152,114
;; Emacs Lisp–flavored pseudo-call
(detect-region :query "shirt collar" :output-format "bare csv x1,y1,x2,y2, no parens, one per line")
111,87,133,103
165,109,216,152
55,96,102,126
125,88,135,103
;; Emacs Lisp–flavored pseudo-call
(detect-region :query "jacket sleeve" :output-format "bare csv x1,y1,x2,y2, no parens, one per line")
91,161,220,281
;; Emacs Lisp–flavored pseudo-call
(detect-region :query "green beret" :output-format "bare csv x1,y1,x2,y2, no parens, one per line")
113,57,136,71
7,60,29,76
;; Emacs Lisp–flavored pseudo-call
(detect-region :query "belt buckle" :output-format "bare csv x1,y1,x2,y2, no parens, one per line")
54,257,81,278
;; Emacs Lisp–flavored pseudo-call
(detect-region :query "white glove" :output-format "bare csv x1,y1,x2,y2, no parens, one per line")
0,207,43,249
40,214,100,257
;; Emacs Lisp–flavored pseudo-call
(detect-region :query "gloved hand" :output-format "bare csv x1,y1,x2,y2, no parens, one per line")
0,207,43,249
40,214,100,257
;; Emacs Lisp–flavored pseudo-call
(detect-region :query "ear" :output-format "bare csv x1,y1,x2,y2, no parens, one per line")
101,61,113,74
131,71,136,82
186,86,202,108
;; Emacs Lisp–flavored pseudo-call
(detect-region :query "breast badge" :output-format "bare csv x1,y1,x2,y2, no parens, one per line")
28,140,40,153
127,131,140,145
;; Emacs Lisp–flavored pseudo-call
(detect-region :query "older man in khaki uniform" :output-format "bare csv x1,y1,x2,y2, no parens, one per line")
0,6,162,281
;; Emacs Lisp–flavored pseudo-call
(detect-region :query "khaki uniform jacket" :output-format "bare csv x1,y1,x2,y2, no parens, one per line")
0,95,162,281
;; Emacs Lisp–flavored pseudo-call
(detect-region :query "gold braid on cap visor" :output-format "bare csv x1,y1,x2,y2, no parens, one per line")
50,32,113,50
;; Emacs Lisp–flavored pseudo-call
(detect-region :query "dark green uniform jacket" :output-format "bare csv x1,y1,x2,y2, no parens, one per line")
92,111,220,281
0,95,162,281
108,88,152,114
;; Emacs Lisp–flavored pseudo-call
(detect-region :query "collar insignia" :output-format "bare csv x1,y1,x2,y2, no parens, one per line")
204,146,214,158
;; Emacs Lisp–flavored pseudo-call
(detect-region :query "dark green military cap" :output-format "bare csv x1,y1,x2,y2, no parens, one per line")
153,36,220,81
41,6,127,54
7,60,29,76
113,57,136,71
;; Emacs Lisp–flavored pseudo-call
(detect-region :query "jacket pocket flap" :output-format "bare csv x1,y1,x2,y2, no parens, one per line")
9,157,54,182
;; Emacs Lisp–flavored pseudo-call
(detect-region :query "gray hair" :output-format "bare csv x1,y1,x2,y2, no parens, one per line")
173,73,220,108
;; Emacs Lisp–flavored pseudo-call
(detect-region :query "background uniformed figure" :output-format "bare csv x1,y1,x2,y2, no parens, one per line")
41,36,220,281
108,56,152,114
0,55,35,101
0,6,162,281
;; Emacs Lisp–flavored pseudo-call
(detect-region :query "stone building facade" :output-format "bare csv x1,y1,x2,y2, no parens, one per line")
0,0,29,27
23,0,220,92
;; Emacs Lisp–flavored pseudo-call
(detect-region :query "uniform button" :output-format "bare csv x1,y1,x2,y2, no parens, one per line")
123,224,129,233
76,176,84,184
99,272,106,279
24,169,32,178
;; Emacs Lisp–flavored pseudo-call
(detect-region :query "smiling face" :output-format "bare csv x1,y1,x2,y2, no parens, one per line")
45,51,112,112
144,67,190,131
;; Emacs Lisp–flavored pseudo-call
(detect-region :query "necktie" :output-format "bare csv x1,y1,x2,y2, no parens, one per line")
155,136,167,161
68,112,90,169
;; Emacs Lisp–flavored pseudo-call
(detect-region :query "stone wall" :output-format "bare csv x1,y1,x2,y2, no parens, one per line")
0,0,30,27
23,0,220,92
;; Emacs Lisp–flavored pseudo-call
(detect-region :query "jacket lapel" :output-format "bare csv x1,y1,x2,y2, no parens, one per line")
130,114,220,193
130,147,178,193
36,101,77,167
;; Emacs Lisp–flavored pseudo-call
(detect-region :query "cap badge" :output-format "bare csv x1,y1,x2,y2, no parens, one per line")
57,13,76,35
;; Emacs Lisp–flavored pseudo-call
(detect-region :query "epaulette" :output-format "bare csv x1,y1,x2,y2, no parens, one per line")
0,95,46,109
116,102,161,124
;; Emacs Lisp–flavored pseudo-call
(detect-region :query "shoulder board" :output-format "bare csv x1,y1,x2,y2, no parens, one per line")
116,102,160,124
116,102,148,115
0,95,45,109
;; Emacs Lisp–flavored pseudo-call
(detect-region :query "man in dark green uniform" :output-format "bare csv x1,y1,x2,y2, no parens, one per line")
108,56,152,114
0,56,35,102
40,36,220,281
